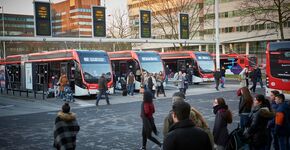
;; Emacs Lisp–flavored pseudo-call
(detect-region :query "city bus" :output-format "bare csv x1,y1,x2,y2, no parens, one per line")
3,50,113,96
265,41,290,99
159,51,215,83
212,53,258,74
108,50,165,90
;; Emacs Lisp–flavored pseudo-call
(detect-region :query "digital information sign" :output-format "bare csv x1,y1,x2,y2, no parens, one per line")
92,6,106,37
140,10,151,38
34,1,51,36
179,13,189,39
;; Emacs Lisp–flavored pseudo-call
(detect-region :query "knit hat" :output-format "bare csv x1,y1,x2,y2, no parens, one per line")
143,90,153,103
62,103,70,113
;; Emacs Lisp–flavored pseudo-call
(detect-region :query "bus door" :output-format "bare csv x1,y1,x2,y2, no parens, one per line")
177,60,186,72
120,61,127,78
6,65,21,89
35,63,48,91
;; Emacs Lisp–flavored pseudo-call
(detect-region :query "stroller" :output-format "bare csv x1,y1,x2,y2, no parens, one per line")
225,126,249,150
63,86,74,102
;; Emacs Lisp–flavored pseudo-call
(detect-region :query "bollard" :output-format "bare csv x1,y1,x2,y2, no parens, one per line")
26,90,29,97
34,90,36,99
19,90,21,96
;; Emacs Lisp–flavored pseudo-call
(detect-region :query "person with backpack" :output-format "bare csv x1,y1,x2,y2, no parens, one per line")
126,72,135,96
274,94,290,150
212,97,233,150
244,94,274,150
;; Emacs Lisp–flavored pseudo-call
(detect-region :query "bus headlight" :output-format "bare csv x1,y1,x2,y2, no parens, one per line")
271,82,276,87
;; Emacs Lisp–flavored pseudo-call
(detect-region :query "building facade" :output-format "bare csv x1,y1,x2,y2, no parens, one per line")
128,0,290,63
0,14,34,36
52,0,100,37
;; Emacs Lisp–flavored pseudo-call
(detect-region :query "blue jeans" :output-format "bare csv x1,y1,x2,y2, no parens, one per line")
240,113,250,129
128,83,134,96
221,77,225,88
278,136,288,150
96,89,110,105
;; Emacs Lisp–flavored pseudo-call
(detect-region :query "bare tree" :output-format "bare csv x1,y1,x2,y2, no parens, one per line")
139,0,208,49
239,0,290,40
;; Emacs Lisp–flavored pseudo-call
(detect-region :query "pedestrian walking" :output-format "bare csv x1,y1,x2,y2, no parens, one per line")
245,66,250,88
274,94,290,150
165,65,170,84
243,94,274,150
266,90,280,150
58,73,69,100
176,71,185,94
127,72,135,96
156,71,166,97
212,97,233,150
250,66,263,93
183,73,189,94
140,91,161,150
53,103,80,150
220,66,226,88
237,87,253,129
163,101,212,150
96,73,110,106
213,69,222,91
187,65,193,85
239,67,248,88
52,75,59,98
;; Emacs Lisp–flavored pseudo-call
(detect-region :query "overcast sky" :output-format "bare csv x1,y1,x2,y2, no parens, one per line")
0,0,127,19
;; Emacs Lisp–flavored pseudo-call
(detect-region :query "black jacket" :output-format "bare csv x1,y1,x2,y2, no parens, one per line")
244,105,274,147
213,71,221,80
239,96,252,114
163,119,212,150
213,105,230,146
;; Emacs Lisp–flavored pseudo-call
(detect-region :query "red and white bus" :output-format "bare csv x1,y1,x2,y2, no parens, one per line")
159,51,215,83
212,53,258,74
2,50,113,96
265,41,290,99
108,50,165,90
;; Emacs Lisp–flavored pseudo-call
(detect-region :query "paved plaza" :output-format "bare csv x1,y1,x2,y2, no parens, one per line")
0,81,265,150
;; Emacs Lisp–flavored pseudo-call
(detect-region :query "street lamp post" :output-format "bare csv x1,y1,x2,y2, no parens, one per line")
215,0,220,70
0,6,5,59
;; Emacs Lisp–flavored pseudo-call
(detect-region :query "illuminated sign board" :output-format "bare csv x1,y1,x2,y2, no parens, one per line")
34,1,51,36
92,6,106,37
140,10,151,38
179,13,189,39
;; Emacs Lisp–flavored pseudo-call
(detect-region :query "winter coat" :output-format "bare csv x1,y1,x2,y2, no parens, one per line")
213,105,231,146
213,71,221,80
275,102,290,136
140,102,157,137
163,107,214,148
98,76,107,90
244,105,274,147
176,75,185,89
163,119,212,150
239,95,252,114
59,75,68,92
53,112,80,150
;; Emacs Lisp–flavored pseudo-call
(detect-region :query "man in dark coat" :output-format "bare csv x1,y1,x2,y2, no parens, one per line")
163,101,212,150
54,103,80,150
96,73,110,106
213,68,222,91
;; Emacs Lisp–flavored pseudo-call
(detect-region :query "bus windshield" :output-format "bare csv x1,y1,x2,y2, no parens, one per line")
77,51,111,83
195,53,215,73
269,42,290,79
137,52,164,73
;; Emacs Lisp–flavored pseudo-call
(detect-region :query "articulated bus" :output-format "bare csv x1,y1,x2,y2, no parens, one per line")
159,51,215,83
266,41,290,99
1,50,113,96
212,54,258,75
108,50,165,90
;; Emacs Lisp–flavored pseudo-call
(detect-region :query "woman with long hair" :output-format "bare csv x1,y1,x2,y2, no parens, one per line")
213,97,233,150
140,91,161,150
238,87,253,129
244,94,274,150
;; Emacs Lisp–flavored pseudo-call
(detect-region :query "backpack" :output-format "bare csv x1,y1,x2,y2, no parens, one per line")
148,77,153,89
